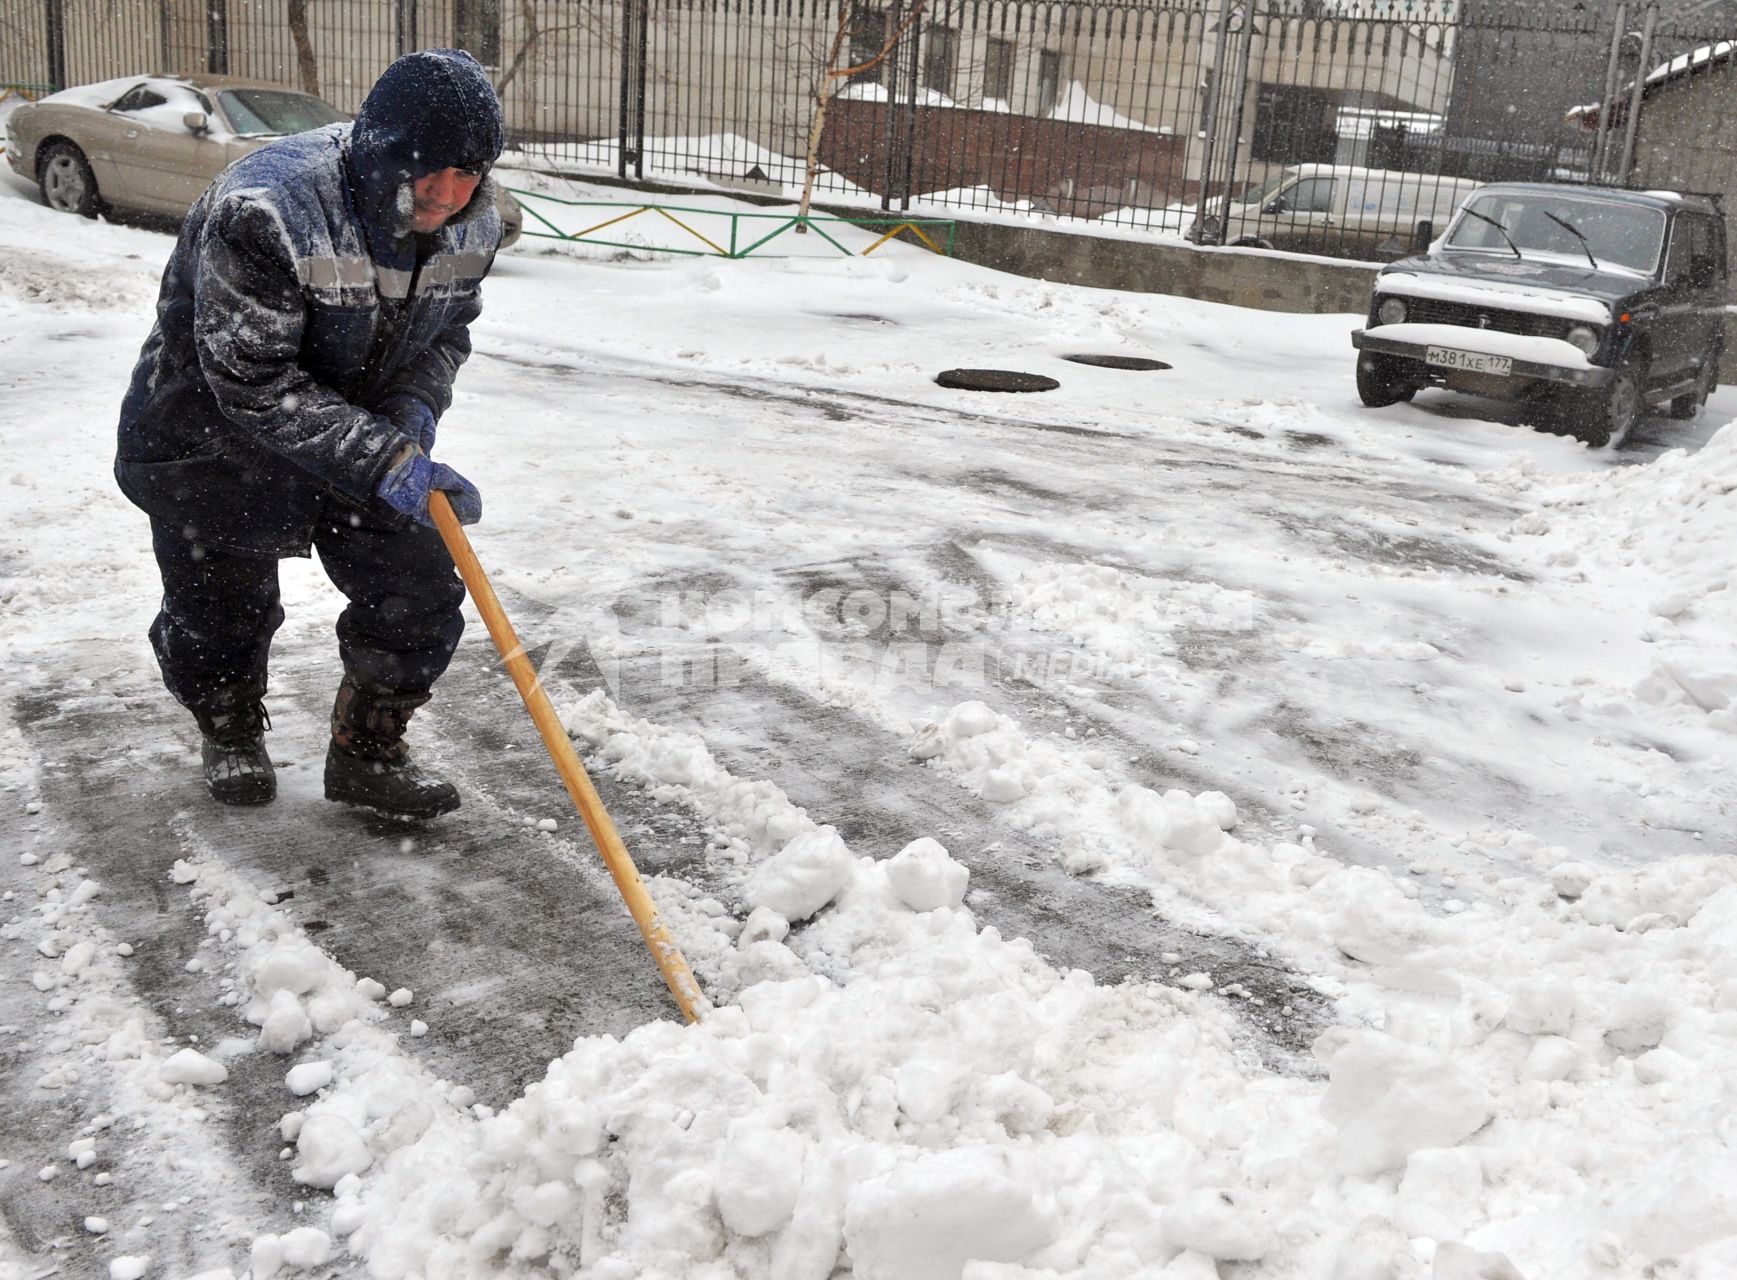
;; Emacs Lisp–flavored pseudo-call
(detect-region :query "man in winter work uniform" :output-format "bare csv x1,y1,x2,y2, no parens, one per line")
115,49,504,819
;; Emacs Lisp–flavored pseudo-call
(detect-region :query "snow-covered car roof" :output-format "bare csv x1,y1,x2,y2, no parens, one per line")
39,73,332,111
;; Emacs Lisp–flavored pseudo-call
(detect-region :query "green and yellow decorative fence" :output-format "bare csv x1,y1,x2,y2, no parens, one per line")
506,191,956,260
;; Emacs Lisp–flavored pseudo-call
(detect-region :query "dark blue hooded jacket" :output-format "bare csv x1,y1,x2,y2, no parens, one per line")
116,49,505,556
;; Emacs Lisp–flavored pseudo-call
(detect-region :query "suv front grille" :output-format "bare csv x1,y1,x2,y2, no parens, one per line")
1401,297,1565,338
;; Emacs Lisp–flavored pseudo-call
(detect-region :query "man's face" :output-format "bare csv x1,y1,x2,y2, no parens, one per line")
411,167,483,233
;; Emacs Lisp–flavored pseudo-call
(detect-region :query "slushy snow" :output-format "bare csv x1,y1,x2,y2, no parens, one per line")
2,167,1736,1280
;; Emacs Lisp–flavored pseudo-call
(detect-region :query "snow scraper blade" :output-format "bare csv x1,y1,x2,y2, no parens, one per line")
428,489,709,1024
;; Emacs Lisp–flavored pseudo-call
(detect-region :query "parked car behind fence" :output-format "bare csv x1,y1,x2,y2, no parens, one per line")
1191,165,1484,261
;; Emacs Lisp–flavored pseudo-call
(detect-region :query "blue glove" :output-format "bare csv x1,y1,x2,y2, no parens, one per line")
379,394,438,454
376,450,482,526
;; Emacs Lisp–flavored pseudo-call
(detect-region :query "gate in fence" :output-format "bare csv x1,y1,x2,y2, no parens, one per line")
2,0,1734,259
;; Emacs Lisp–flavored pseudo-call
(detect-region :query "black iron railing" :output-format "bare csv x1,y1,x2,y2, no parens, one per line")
2,0,1733,260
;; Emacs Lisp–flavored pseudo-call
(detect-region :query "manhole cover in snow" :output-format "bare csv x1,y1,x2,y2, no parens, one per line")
1063,354,1172,371
935,368,1060,392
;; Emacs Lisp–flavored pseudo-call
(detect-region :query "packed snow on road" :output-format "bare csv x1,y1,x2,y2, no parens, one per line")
2,162,1736,1280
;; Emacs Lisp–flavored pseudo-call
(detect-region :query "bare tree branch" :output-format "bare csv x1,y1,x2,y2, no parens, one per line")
495,0,615,99
286,0,322,99
828,4,926,80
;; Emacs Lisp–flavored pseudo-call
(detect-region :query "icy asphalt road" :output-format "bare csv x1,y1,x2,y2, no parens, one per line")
2,169,1735,1278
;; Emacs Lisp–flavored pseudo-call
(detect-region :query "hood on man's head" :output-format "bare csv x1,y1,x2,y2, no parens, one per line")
349,49,505,239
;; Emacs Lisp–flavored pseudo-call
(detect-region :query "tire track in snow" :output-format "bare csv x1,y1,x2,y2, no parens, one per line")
5,684,321,1279
2,639,707,1280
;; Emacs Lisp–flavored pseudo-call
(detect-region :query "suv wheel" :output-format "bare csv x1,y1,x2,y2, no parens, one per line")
1570,362,1643,449
1356,353,1416,408
1669,354,1718,420
38,142,101,218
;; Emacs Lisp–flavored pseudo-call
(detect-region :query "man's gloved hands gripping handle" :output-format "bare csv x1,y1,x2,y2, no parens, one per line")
371,394,479,527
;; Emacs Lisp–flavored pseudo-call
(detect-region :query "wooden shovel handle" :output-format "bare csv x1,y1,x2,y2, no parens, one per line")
429,489,707,1024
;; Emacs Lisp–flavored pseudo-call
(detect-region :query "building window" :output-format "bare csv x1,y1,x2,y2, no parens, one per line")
1251,83,1338,164
850,5,889,84
923,26,956,95
984,37,1015,102
1037,49,1062,116
455,0,501,68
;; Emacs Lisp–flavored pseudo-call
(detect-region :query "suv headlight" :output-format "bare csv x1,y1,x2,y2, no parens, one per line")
1376,297,1408,326
1564,325,1601,356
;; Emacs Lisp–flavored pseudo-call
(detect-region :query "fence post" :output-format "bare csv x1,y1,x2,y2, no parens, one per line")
1615,0,1658,186
207,0,229,74
634,0,649,181
618,0,647,180
395,0,418,57
1213,4,1257,239
903,17,931,213
44,0,67,91
1192,0,1235,240
1590,0,1627,181
879,0,911,211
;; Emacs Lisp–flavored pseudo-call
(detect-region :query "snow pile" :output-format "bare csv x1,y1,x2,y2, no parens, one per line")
166,856,486,1205
1517,420,1737,727
909,697,1242,882
1045,81,1169,133
343,877,1318,1279
251,1226,334,1277
179,858,390,1057
835,81,958,108
562,687,819,864
990,556,1260,681
883,836,968,912
159,1047,229,1085
295,685,1723,1278
743,826,856,921
0,228,163,311
328,786,1737,1279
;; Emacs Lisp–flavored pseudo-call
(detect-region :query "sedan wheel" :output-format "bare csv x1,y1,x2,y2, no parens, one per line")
39,143,101,218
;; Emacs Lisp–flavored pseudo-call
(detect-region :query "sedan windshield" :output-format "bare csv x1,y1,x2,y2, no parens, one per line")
218,89,345,137
1444,191,1666,274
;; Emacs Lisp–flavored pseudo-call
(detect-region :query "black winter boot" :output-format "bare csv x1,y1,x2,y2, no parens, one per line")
324,676,459,819
191,686,276,806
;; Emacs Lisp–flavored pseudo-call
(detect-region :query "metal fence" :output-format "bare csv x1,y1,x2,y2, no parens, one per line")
3,0,1735,259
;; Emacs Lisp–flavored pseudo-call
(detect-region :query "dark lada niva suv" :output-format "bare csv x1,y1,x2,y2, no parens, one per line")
1351,183,1727,448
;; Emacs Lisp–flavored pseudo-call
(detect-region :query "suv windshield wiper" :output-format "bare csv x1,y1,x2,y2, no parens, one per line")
1542,210,1599,270
1461,208,1523,260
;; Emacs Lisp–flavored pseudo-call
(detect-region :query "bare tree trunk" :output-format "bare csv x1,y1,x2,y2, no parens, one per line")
286,0,321,100
795,3,855,232
797,0,923,232
495,0,542,99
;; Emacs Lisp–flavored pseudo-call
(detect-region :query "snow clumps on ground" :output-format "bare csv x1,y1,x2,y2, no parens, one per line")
291,668,1737,1279
1517,422,1737,729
